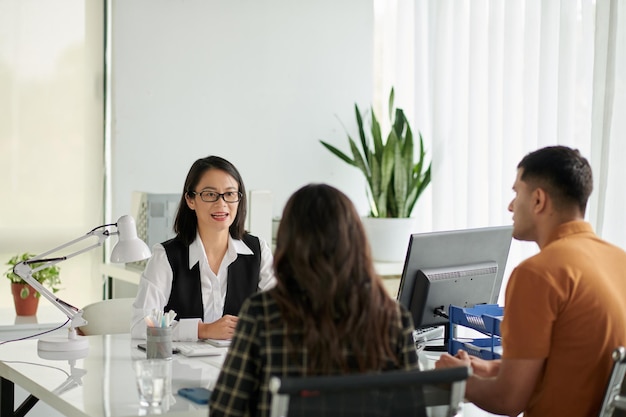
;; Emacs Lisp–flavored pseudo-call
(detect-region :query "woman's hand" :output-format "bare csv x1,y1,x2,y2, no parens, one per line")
198,314,238,340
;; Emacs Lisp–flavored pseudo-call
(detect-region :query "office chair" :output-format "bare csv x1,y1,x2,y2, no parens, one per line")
599,346,626,417
269,366,471,417
77,298,135,335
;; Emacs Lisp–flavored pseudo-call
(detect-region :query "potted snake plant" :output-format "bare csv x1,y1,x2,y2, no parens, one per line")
320,88,431,261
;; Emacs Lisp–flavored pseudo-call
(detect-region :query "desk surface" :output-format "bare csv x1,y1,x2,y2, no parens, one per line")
0,306,68,330
0,334,225,417
2,334,498,417
0,306,69,342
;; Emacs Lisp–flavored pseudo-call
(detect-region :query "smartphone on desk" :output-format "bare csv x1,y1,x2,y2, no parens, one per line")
178,387,212,405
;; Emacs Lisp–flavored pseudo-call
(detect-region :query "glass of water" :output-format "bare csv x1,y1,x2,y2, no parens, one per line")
134,359,171,407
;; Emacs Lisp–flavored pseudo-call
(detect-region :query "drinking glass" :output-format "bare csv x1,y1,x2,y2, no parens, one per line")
134,359,171,407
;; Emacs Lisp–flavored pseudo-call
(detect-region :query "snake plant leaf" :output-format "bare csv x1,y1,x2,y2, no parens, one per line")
369,155,382,217
405,131,432,215
319,140,356,167
370,106,384,158
388,87,395,121
355,104,370,167
348,137,371,181
406,165,431,216
401,112,414,155
381,130,396,191
415,163,431,200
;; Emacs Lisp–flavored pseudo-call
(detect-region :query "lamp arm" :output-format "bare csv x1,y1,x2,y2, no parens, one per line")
26,228,113,270
12,228,114,330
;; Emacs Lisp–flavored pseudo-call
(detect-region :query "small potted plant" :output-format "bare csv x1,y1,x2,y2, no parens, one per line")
4,253,61,316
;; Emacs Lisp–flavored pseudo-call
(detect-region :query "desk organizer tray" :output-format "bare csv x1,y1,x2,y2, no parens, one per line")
449,304,504,360
449,337,502,360
449,304,503,336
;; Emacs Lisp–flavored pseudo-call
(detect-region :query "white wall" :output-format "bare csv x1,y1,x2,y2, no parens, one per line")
110,0,375,221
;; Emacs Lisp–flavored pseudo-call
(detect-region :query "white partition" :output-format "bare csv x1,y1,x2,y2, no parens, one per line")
248,190,273,246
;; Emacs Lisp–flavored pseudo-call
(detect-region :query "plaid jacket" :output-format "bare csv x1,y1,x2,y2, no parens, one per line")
209,289,419,417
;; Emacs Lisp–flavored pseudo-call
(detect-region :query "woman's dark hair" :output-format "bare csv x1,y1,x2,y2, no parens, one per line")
173,155,247,244
272,183,402,373
518,146,593,215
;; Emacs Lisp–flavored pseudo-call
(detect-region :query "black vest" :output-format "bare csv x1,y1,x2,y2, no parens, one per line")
162,234,261,320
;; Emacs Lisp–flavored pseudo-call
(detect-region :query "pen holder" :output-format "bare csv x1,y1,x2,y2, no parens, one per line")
146,326,172,360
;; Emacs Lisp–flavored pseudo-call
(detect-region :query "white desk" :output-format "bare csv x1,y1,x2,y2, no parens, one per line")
0,334,224,417
0,306,69,342
1,333,499,417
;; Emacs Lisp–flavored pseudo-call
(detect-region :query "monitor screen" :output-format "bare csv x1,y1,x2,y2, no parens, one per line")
397,225,513,330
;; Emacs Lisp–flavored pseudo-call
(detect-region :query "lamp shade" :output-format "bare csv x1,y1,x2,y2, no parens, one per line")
110,215,151,263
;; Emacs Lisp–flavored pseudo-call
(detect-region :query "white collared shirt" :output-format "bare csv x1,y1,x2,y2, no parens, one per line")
130,233,276,341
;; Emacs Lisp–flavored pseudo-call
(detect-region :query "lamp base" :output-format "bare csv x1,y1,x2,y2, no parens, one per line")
38,347,90,361
38,334,89,352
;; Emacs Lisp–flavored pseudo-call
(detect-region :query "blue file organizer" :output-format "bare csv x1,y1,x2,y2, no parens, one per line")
448,304,504,360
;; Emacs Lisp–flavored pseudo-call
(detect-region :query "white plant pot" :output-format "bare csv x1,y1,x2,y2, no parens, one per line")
361,217,419,263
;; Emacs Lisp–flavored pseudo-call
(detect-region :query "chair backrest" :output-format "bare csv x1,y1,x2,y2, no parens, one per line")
78,298,135,335
599,346,626,417
269,366,471,417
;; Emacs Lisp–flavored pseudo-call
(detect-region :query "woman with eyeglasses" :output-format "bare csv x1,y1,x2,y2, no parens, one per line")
131,155,276,341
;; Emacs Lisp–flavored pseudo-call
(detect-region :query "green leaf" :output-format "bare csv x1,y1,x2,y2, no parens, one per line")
20,286,30,299
319,140,356,167
370,107,384,159
349,138,372,183
355,104,370,166
388,87,395,122
393,141,408,217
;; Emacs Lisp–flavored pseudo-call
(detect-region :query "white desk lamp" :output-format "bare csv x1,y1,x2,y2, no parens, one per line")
12,215,151,354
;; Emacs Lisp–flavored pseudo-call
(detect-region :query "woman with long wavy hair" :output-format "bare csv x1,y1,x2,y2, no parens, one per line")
210,183,418,417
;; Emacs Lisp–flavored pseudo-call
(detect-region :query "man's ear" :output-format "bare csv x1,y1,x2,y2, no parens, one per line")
533,187,548,213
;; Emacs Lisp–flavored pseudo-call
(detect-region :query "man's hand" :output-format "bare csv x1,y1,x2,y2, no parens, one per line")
435,350,500,377
198,314,238,340
435,350,472,369
436,349,542,416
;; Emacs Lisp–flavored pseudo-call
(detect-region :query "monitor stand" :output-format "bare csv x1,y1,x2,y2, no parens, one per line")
422,324,450,353
423,344,448,352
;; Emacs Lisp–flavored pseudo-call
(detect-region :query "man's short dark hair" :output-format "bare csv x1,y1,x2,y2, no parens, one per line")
518,146,593,214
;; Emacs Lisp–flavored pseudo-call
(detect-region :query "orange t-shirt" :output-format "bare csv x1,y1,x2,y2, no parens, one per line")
501,221,626,417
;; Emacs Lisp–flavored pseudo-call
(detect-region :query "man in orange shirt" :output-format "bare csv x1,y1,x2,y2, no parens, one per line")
436,146,626,417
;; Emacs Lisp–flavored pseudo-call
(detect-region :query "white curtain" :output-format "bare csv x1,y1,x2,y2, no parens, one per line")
375,0,626,300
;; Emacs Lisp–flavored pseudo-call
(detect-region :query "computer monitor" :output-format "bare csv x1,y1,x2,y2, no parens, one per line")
397,225,513,335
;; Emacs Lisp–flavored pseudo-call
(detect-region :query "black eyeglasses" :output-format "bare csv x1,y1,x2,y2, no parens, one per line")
190,190,242,203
